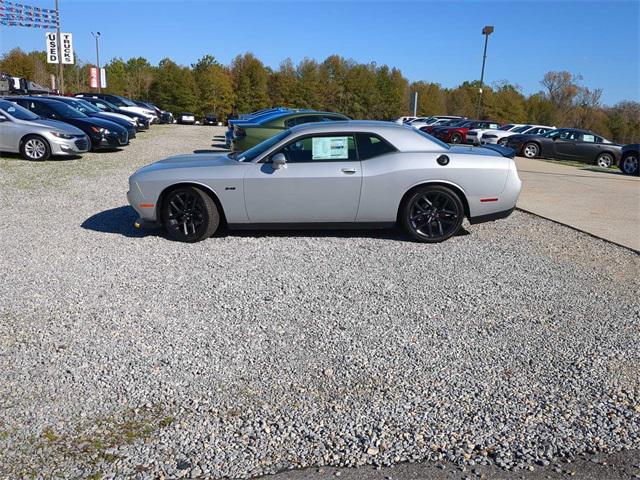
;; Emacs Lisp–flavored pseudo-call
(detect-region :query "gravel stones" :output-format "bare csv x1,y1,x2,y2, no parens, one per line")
0,125,638,478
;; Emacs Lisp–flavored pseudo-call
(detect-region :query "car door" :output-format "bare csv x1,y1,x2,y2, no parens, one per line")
551,130,579,159
0,109,18,151
574,132,600,161
243,133,362,223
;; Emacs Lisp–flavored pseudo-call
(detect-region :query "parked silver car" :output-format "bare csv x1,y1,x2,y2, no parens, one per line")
127,121,522,243
0,99,90,161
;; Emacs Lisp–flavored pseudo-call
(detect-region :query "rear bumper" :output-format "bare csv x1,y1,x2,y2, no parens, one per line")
469,207,515,225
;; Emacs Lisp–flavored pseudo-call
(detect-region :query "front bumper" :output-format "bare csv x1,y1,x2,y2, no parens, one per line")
93,131,129,150
50,135,91,156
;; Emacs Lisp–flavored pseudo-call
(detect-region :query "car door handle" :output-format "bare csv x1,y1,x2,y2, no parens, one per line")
341,168,357,174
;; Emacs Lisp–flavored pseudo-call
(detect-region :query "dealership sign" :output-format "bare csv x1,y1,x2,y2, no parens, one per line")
89,67,107,88
45,32,74,64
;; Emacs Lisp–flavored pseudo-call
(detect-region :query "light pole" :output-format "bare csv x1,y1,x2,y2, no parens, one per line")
55,0,63,93
476,25,494,119
91,31,101,92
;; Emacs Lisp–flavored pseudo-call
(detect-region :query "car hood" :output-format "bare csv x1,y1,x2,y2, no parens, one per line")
137,153,238,174
74,116,127,132
26,118,85,135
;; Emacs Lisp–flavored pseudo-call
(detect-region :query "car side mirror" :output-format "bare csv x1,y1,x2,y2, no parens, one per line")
271,153,287,170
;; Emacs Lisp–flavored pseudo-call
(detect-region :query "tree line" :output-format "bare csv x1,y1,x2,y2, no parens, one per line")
1,48,638,144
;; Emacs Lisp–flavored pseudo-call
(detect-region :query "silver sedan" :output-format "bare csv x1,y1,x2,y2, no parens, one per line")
128,121,522,243
0,99,90,161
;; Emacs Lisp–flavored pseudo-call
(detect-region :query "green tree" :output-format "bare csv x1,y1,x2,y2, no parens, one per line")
485,81,527,123
104,58,128,95
410,81,446,117
375,66,408,119
231,53,270,113
192,54,234,121
149,58,196,114
269,58,298,107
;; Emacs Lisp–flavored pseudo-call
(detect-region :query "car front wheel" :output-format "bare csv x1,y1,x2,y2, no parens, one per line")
401,185,464,243
522,142,539,158
161,186,219,242
596,153,614,168
498,138,508,146
620,154,639,176
20,135,51,161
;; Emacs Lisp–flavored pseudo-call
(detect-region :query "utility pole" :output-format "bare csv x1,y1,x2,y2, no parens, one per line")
413,91,418,117
54,0,63,93
92,32,101,92
476,25,494,119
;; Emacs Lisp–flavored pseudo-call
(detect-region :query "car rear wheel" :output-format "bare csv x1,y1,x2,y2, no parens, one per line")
620,154,639,176
401,185,464,243
161,186,219,242
20,135,51,161
522,142,539,158
596,153,614,169
450,133,462,144
498,138,508,146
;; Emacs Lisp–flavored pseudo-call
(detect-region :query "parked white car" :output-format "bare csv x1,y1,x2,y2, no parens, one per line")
393,116,418,125
467,123,519,145
481,125,555,146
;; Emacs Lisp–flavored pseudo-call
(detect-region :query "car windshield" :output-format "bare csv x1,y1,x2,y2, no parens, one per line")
541,129,561,138
66,99,100,114
117,96,137,107
415,129,450,150
49,101,87,119
514,125,533,133
236,130,291,162
0,100,40,120
499,124,515,131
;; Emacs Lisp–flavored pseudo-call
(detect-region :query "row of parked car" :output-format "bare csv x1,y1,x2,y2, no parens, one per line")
396,115,639,176
0,92,175,161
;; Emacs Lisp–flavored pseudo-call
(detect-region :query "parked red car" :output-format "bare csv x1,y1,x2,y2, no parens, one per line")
421,119,468,135
432,120,500,144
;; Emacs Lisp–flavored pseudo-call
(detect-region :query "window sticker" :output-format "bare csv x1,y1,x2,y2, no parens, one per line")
582,134,595,142
312,136,349,160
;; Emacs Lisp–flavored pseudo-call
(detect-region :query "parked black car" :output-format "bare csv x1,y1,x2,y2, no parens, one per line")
78,97,150,131
130,100,171,124
506,128,622,167
40,96,136,139
204,114,218,125
619,144,639,176
9,96,130,150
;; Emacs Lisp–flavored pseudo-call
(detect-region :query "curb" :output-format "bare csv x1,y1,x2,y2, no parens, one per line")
515,207,640,255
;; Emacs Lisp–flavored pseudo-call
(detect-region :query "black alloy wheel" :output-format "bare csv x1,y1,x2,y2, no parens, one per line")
401,185,464,243
161,186,219,242
621,154,639,176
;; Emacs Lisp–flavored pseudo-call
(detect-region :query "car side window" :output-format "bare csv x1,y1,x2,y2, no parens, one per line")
284,115,320,128
356,133,397,160
276,134,357,163
29,102,54,118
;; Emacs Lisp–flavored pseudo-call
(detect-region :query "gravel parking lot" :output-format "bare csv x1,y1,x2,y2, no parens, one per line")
1,125,639,479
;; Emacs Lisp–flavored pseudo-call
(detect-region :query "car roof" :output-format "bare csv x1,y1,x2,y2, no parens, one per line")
288,120,449,152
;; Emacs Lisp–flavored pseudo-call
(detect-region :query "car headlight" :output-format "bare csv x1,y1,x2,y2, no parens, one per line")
50,131,74,139
90,126,109,134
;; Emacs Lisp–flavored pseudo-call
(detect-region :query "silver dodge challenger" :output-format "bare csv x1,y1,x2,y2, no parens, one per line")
127,121,522,243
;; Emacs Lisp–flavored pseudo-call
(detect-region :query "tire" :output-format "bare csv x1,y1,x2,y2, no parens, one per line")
161,186,219,242
450,133,462,144
400,185,465,243
20,135,51,161
620,153,639,176
498,138,508,147
522,142,539,159
595,152,614,169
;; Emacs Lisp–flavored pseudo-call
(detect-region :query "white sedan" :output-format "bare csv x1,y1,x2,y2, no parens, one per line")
481,125,555,146
466,123,518,145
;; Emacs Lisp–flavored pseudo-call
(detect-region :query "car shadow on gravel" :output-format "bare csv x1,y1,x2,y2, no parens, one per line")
81,206,153,238
0,152,83,161
82,206,471,241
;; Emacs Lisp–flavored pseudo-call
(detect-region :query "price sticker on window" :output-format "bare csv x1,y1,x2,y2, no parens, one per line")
312,137,349,160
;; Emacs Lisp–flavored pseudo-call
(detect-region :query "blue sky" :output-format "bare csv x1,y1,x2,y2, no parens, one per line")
1,0,638,105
